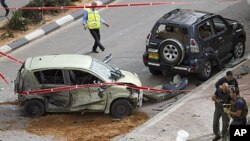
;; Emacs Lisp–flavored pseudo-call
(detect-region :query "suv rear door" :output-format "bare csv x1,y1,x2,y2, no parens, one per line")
211,16,233,58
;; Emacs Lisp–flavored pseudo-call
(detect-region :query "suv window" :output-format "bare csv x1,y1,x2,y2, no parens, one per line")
34,69,64,85
198,21,213,39
212,17,226,33
154,24,188,43
69,70,102,85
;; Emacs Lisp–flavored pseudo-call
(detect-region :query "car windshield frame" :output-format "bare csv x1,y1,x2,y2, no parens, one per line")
89,59,115,82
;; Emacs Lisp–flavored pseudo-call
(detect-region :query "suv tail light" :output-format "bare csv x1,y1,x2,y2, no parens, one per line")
146,33,151,46
190,39,199,53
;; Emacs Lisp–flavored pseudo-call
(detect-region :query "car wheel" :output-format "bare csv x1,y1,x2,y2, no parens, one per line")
149,67,162,75
110,99,132,119
159,39,184,65
198,60,212,81
233,39,245,58
24,99,45,117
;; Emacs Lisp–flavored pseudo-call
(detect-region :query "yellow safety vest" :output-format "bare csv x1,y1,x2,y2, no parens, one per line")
86,9,101,29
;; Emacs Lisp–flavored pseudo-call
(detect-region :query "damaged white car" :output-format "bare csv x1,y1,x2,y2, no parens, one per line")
15,54,143,118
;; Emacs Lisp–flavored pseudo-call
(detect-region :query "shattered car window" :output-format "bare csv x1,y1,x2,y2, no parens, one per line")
69,70,102,85
90,59,113,81
34,69,64,85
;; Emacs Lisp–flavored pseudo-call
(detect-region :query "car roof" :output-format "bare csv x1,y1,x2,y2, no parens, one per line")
158,9,214,26
25,54,93,70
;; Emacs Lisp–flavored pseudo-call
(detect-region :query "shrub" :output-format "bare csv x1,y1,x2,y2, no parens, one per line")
7,11,28,31
44,0,74,15
22,0,43,24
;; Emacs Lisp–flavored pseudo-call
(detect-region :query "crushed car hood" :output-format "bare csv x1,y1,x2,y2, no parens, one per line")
116,70,142,86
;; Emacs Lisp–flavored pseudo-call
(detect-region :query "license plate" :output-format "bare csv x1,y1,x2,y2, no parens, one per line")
148,52,159,60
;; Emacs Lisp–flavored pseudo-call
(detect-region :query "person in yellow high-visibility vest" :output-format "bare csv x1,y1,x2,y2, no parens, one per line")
82,2,109,53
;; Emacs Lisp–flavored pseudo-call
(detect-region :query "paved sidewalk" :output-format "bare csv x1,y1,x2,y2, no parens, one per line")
0,0,114,53
114,56,250,141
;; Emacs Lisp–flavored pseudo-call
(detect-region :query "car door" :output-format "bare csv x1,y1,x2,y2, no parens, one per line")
196,20,215,54
33,69,71,110
211,16,233,58
68,70,107,110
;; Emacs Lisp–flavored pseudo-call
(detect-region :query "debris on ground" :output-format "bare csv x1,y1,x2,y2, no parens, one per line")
225,57,246,68
25,112,148,141
144,75,188,102
238,65,249,75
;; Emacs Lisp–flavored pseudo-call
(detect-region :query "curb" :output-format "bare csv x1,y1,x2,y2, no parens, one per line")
0,0,113,54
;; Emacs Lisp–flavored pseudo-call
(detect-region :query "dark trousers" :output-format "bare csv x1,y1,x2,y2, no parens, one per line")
213,108,230,137
0,0,9,16
89,29,104,51
231,118,247,125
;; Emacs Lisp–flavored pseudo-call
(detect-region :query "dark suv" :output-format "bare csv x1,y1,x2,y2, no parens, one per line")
143,9,246,80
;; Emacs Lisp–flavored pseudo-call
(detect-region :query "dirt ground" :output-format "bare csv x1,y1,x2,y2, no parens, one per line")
25,112,148,141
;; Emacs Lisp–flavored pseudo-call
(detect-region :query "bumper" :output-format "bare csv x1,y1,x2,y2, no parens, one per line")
143,51,204,73
130,90,143,108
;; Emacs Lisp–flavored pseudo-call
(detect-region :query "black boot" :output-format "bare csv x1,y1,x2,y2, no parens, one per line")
5,9,9,17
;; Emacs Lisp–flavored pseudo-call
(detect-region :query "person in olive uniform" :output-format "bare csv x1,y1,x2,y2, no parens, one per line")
212,83,231,141
224,88,248,125
215,71,238,90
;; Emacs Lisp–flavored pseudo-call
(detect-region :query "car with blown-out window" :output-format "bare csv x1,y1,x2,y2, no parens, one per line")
15,54,143,118
143,9,246,80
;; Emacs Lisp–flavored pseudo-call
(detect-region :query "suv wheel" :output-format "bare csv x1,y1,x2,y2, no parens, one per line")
233,39,245,58
149,67,162,75
24,99,45,117
110,99,132,119
159,39,184,65
198,60,212,81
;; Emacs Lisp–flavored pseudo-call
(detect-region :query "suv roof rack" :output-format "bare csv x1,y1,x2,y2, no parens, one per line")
161,9,214,25
162,9,181,19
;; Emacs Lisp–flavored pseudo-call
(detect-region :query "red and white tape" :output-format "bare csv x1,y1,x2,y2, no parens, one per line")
0,53,191,94
0,2,198,10
0,52,24,64
18,82,191,95
0,72,9,84
0,0,240,11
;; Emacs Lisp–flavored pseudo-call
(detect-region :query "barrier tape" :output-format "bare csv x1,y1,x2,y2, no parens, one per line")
0,1,201,11
0,52,24,64
0,72,9,84
18,82,192,95
0,0,240,11
0,52,191,94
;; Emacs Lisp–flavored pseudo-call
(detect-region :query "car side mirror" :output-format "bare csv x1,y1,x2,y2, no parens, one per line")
98,87,104,98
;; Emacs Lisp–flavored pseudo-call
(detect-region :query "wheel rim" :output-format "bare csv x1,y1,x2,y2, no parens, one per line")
204,62,212,77
117,105,127,115
163,44,178,61
234,42,244,58
28,105,41,115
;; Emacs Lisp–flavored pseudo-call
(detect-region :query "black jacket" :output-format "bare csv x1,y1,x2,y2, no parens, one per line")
215,77,238,89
